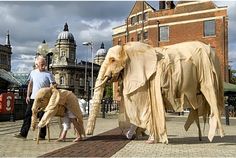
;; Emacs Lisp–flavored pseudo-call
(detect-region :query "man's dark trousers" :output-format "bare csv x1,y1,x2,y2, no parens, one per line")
20,99,46,138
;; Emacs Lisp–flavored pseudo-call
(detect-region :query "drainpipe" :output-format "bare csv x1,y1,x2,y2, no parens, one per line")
157,20,160,47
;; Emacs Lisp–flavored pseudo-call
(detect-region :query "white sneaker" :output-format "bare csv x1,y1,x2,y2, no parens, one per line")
126,131,136,140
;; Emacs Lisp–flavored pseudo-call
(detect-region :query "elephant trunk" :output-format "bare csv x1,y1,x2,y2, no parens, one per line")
38,88,60,128
86,62,109,135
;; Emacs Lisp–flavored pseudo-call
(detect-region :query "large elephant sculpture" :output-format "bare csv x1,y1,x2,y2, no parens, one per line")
31,87,85,137
86,41,224,144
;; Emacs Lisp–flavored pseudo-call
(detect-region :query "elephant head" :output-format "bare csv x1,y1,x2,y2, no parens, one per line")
86,42,158,135
31,87,60,130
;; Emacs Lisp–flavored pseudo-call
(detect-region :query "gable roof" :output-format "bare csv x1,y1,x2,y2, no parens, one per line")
128,1,155,18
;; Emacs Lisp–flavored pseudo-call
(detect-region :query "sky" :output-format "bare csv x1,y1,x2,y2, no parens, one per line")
0,1,235,73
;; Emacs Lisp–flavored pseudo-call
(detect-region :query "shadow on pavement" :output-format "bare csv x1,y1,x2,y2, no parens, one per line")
40,127,130,157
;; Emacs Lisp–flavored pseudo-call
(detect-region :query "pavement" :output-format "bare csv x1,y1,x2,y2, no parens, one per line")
0,113,236,157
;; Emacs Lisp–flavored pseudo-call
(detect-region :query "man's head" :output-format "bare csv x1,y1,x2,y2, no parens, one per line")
35,55,46,71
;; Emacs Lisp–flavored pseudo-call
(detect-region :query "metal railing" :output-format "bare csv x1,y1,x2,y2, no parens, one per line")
101,99,119,118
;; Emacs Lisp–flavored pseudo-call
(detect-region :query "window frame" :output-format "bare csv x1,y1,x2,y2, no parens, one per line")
203,20,216,37
143,31,148,40
131,16,136,25
159,26,169,42
137,32,141,41
143,12,148,21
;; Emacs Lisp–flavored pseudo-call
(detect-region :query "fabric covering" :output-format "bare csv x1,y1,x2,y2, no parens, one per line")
31,88,85,136
121,41,224,143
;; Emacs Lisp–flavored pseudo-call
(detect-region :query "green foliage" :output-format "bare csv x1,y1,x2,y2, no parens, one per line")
104,83,113,98
229,69,236,84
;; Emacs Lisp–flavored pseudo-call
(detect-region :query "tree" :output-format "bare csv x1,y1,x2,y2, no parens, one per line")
229,69,236,84
104,83,113,98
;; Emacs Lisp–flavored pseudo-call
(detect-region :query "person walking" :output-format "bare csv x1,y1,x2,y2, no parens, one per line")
14,55,56,139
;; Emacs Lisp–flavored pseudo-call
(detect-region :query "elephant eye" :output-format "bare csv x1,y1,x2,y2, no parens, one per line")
109,57,115,63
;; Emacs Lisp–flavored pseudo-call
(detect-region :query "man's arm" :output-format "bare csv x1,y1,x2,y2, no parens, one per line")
26,80,32,104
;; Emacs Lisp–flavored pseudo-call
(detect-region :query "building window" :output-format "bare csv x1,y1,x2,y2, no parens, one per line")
131,37,134,41
159,26,169,41
143,31,148,40
79,78,84,86
61,51,66,57
0,54,7,65
131,16,136,25
137,32,141,41
75,74,79,79
60,76,64,85
69,52,74,60
204,20,215,37
137,14,142,23
70,78,74,85
143,12,148,21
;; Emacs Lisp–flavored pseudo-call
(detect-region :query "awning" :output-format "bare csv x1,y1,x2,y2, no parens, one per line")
224,82,236,95
0,69,21,87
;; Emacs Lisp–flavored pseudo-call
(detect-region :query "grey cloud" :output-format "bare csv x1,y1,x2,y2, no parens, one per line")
0,1,235,73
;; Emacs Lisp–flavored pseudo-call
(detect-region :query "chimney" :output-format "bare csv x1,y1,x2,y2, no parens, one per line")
166,1,175,9
159,1,165,10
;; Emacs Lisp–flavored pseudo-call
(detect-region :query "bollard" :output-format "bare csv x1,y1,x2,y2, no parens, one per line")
102,100,105,118
225,105,230,125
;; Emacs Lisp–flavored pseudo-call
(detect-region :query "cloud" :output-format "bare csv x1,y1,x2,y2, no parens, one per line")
0,1,235,73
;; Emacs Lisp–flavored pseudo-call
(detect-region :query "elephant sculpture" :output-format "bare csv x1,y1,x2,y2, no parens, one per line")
86,41,224,144
31,86,85,137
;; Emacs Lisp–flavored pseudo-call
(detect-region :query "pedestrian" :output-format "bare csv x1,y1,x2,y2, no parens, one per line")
14,55,56,140
57,108,84,142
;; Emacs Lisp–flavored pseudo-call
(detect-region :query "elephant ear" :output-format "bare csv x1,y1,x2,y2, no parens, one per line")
123,42,157,95
44,87,60,111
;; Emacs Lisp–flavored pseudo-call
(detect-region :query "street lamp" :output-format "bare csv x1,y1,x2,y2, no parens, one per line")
82,42,94,98
46,52,53,71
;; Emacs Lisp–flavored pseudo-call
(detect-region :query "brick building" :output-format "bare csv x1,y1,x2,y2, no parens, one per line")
112,0,228,101
112,0,228,82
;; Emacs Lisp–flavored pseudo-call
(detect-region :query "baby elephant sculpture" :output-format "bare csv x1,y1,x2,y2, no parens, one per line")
86,41,224,144
31,87,85,139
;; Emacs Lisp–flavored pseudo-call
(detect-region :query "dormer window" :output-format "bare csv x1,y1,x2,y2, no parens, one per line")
143,12,148,21
137,14,142,23
131,16,136,25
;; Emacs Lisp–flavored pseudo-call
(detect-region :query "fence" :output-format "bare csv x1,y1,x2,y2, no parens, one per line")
101,99,119,118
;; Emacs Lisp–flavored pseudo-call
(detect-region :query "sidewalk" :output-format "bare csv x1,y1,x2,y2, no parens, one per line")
0,115,118,157
0,114,235,157
113,115,236,157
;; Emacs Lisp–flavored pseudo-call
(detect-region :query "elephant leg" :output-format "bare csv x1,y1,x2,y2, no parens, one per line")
66,94,85,136
184,109,195,131
201,86,224,141
37,127,40,144
38,109,57,128
194,112,202,141
47,124,50,142
184,109,202,141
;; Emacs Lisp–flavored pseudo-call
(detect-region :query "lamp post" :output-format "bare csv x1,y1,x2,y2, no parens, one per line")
82,42,94,98
46,52,53,71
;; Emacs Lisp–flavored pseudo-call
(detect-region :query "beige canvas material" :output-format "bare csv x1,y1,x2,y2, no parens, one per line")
86,41,224,143
121,41,224,142
31,88,85,136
